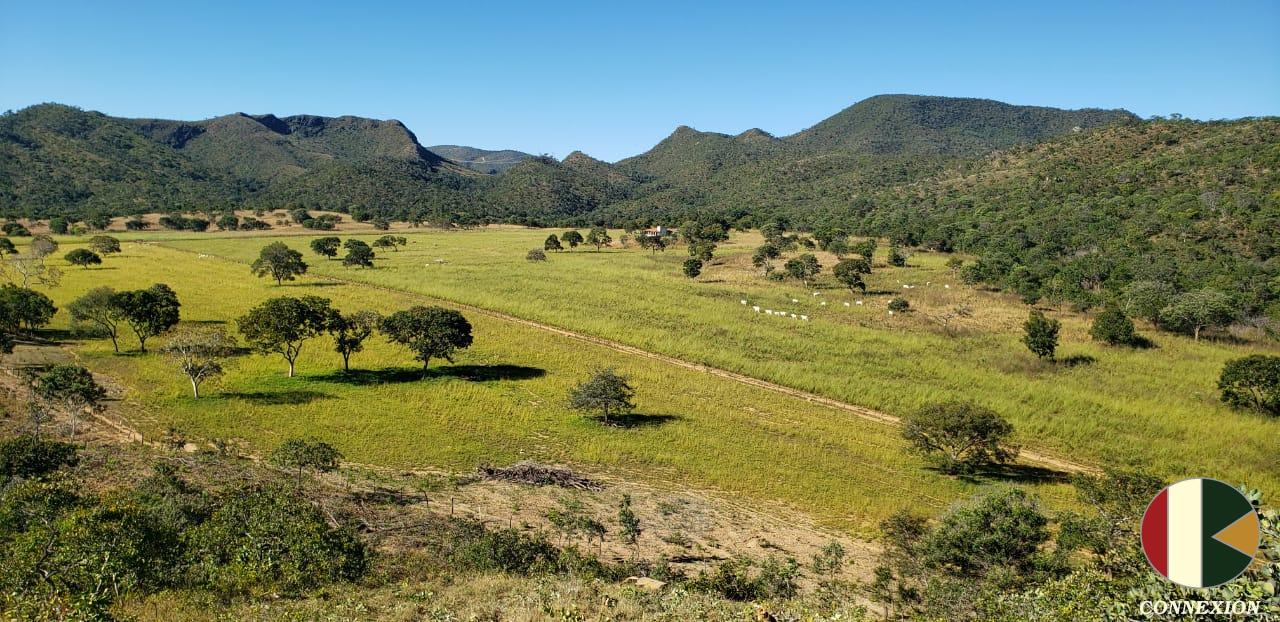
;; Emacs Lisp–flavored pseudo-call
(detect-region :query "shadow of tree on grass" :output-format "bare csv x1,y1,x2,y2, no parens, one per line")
308,364,546,386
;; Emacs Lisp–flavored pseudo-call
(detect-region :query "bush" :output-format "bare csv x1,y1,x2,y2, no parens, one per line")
183,486,367,595
1088,305,1137,345
690,555,799,601
1217,355,1280,415
888,297,910,312
0,435,78,483
526,249,547,262
1022,310,1060,360
919,487,1050,577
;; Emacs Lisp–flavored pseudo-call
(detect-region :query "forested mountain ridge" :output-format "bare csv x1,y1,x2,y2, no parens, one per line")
429,145,534,174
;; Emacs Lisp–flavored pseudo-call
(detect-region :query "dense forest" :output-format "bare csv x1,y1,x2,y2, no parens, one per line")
2,96,1277,314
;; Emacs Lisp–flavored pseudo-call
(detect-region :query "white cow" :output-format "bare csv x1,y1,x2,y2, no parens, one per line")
944,284,951,289
752,306,761,312
812,292,820,296
765,310,773,315
844,302,850,307
820,301,827,306
791,298,799,303
789,313,797,319
856,300,864,305
740,299,748,305
888,310,895,316
800,315,809,321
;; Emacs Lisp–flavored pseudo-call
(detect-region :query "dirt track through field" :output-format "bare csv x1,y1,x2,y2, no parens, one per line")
161,243,1098,476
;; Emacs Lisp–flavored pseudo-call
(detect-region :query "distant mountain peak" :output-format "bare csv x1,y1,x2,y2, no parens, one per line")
735,128,777,142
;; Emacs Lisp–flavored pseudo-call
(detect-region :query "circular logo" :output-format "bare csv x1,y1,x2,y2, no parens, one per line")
1140,478,1260,588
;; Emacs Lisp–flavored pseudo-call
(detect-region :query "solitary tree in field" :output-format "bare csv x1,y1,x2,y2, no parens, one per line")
67,287,122,352
33,364,107,437
161,325,235,398
752,243,781,275
109,284,181,352
544,234,563,252
237,296,334,377
0,284,57,332
64,249,101,269
329,309,381,372
561,230,583,250
270,438,343,486
87,235,121,256
888,245,907,267
251,242,308,285
379,306,473,372
586,226,612,251
0,239,15,255
526,249,547,262
372,235,399,252
1022,310,1060,360
1159,289,1237,341
682,258,703,279
342,239,375,268
569,368,636,424
310,236,342,259
902,401,1017,474
1217,355,1280,415
29,235,58,258
833,258,871,294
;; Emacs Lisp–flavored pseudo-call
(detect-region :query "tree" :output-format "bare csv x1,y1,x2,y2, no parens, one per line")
237,296,334,377
784,254,821,285
87,236,120,255
269,438,343,485
110,284,181,352
64,249,101,269
309,237,341,259
379,306,473,372
67,287,122,353
901,401,1017,474
48,217,69,234
682,258,703,279
568,368,636,424
919,487,1049,576
1089,305,1137,346
1122,280,1175,324
888,245,907,267
833,258,871,294
342,239,375,268
0,285,57,332
0,238,14,255
826,238,850,259
329,310,380,372
811,541,846,583
373,235,403,252
752,243,781,275
586,226,612,251
33,364,107,437
160,326,235,398
2,253,61,288
1159,289,1237,340
29,235,58,258
561,230,583,250
1022,310,1060,360
216,214,240,231
251,242,308,286
1217,355,1280,415
617,494,642,558
888,297,910,313
0,435,78,480
526,249,547,261
852,239,877,261
544,234,563,252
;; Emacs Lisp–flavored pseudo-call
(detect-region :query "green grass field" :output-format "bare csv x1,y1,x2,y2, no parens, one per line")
17,227,1280,531
27,238,1061,534
150,228,1280,496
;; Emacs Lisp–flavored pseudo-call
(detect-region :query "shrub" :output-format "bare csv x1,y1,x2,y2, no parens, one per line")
919,487,1051,577
0,435,78,483
1089,305,1137,345
1217,355,1280,415
888,297,910,313
183,486,367,595
682,258,703,279
526,249,547,261
1022,310,1060,360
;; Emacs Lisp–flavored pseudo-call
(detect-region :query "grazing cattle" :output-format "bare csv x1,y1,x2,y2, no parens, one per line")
820,301,827,306
789,313,797,318
888,310,895,315
800,315,809,321
765,310,773,315
843,302,850,307
753,306,761,312
812,292,820,296
740,299,748,305
944,284,951,289
856,300,864,305
791,298,799,303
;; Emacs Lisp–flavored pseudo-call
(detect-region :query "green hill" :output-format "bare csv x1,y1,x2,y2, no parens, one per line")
785,94,1138,154
429,145,534,174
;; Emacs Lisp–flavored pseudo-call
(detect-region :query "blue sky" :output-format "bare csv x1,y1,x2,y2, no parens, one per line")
3,1,1277,161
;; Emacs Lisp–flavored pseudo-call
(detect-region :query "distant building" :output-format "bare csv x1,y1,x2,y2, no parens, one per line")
643,225,677,238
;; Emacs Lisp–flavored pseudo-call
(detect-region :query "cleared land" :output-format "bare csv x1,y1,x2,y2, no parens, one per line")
26,238,1074,535
150,227,1280,496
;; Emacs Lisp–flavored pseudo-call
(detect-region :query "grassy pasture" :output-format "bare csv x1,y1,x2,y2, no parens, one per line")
24,239,1067,534
151,228,1280,495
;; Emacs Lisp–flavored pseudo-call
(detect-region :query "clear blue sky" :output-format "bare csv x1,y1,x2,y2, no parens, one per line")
3,0,1277,162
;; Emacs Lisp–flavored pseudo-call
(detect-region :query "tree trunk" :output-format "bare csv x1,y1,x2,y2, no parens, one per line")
190,377,200,398
1194,325,1201,341
109,333,119,354
342,354,350,372
287,359,295,378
